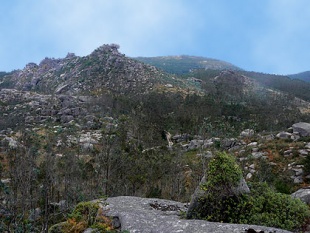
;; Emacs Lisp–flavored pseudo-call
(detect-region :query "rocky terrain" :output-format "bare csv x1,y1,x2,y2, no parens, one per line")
1,44,310,232
89,196,293,233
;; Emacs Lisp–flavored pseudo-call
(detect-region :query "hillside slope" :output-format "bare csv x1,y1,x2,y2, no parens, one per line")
289,71,310,83
134,55,241,74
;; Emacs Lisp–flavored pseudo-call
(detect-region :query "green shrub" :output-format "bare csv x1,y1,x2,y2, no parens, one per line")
245,182,310,231
203,152,242,192
49,201,122,233
195,152,244,221
192,152,310,231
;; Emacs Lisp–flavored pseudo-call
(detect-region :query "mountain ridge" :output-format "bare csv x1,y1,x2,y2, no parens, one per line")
288,71,310,82
134,55,242,75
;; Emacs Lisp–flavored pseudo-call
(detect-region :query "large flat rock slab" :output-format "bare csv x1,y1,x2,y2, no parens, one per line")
102,196,292,233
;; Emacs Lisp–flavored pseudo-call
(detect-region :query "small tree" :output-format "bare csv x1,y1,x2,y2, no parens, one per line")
191,152,244,222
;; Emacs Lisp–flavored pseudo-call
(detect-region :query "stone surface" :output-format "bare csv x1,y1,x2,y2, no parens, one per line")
292,122,310,137
291,187,310,204
221,138,238,149
187,139,204,150
251,152,265,159
101,196,292,233
276,131,292,139
240,129,255,138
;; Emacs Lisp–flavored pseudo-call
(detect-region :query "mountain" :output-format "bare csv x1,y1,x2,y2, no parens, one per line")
1,44,310,232
134,55,241,74
288,71,310,82
1,45,310,134
134,56,310,101
0,44,191,95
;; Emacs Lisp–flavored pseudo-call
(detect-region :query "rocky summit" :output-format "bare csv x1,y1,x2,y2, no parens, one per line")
0,44,180,95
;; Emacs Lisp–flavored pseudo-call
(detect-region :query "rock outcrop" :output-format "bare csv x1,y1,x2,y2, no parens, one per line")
291,187,310,204
292,122,310,137
102,196,292,233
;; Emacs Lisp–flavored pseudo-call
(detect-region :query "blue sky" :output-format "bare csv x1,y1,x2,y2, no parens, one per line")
1,0,310,74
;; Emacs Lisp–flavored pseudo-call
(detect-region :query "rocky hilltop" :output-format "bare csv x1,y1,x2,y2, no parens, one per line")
0,44,182,95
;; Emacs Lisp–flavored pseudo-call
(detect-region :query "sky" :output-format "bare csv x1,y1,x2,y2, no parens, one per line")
1,0,310,75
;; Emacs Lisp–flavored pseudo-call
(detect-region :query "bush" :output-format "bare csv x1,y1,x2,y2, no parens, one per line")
49,201,125,233
192,152,310,231
194,152,244,221
203,152,242,194
245,182,310,231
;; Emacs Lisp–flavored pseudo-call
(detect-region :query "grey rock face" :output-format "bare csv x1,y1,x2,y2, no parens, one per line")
101,196,292,233
292,122,310,137
251,151,266,159
3,136,18,149
221,138,238,149
291,187,310,204
276,131,292,139
187,139,204,150
240,129,254,138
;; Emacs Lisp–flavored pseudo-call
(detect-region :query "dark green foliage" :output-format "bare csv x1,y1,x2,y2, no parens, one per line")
69,201,99,225
303,155,310,175
192,152,243,220
192,153,310,231
245,183,310,231
273,178,295,194
0,72,16,88
146,186,162,198
204,152,242,191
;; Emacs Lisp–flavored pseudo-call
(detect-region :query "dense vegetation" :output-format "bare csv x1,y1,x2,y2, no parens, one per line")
190,152,310,231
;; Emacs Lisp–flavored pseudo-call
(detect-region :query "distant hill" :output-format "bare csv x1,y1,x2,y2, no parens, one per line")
134,55,241,74
239,71,310,102
288,71,310,82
